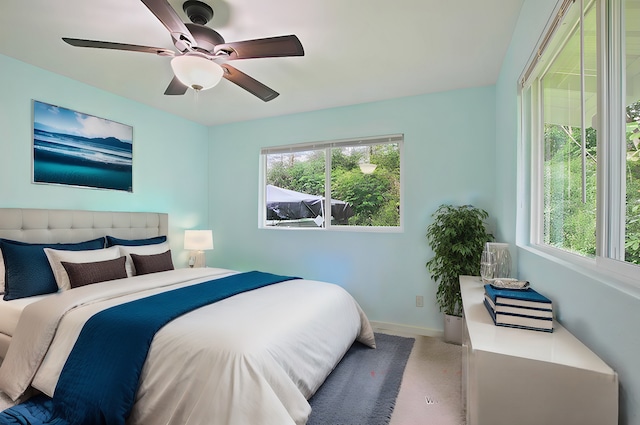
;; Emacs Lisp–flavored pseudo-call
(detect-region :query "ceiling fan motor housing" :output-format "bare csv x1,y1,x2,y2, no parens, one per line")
185,23,225,52
183,0,214,25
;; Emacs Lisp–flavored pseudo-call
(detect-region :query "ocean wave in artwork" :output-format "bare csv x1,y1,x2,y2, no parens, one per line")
34,128,132,170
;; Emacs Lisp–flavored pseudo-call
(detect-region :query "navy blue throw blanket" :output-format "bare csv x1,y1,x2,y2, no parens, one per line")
0,271,299,425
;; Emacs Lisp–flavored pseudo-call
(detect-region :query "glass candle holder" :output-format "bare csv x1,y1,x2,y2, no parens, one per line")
480,249,496,282
487,242,512,279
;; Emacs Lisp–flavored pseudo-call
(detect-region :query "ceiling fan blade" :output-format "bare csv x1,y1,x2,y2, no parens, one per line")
62,38,175,56
164,76,188,95
214,35,304,60
140,0,197,51
221,64,279,102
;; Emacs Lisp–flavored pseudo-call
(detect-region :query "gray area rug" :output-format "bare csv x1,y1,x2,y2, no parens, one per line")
308,333,415,425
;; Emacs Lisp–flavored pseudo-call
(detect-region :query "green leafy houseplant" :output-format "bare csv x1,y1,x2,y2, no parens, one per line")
426,204,494,316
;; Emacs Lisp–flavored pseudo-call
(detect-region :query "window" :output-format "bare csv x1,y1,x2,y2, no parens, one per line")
260,135,403,230
521,0,640,276
622,0,640,264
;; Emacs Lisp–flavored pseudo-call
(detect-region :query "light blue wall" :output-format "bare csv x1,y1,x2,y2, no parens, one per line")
496,1,640,424
208,87,497,333
0,54,210,266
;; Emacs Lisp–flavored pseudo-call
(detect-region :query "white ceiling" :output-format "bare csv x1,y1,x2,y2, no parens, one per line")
0,0,524,126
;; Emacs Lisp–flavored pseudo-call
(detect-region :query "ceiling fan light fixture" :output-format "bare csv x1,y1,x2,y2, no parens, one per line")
171,54,223,91
359,163,377,174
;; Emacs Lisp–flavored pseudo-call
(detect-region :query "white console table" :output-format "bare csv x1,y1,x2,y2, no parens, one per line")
460,276,618,425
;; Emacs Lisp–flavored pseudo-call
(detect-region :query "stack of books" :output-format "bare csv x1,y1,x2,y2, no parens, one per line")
483,284,553,332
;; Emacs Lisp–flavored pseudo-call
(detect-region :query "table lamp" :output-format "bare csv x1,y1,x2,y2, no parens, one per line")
184,230,214,268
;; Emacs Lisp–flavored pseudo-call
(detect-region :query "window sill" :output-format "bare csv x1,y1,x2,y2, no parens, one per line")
517,243,640,300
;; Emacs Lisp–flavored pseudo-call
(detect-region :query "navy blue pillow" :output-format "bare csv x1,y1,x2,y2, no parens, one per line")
105,235,167,247
1,237,106,300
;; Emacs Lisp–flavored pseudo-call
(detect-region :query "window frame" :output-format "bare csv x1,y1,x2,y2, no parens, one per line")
259,134,404,233
521,0,640,284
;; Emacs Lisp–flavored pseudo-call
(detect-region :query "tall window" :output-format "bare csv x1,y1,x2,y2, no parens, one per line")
540,0,598,257
260,135,403,230
522,0,640,276
622,0,640,264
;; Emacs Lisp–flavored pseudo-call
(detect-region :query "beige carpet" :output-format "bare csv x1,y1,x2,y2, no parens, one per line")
386,332,465,425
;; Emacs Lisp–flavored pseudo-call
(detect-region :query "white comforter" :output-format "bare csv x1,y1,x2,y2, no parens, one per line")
0,268,375,425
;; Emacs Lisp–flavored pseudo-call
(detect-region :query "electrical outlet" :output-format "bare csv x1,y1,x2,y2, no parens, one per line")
416,295,424,307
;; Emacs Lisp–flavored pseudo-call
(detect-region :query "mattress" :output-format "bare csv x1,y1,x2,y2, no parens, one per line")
0,268,375,425
0,296,49,337
0,295,48,359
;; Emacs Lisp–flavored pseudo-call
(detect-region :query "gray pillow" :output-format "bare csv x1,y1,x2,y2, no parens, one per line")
61,256,128,288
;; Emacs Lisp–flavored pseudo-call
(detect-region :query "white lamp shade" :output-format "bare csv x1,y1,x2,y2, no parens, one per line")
184,230,214,251
171,54,223,91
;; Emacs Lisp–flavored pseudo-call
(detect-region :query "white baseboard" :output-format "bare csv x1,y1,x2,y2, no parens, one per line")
369,321,443,338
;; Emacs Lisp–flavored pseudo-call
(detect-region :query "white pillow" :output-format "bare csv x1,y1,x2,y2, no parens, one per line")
44,246,121,291
117,242,170,277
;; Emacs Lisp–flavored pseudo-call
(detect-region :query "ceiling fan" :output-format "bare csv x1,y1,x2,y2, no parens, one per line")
62,0,304,101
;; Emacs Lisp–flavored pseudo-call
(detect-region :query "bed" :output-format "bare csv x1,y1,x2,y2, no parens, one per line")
0,208,375,425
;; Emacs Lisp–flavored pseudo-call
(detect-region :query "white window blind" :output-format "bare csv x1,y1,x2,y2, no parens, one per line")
520,0,576,88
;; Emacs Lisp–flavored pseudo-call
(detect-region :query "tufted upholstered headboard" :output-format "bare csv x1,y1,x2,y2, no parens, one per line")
0,208,168,244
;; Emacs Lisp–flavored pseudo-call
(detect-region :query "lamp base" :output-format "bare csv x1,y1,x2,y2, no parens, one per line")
188,250,207,268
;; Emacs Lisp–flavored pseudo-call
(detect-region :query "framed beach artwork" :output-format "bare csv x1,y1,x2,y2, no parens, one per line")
32,100,133,192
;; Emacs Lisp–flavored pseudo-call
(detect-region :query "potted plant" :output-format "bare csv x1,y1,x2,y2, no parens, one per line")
426,204,494,344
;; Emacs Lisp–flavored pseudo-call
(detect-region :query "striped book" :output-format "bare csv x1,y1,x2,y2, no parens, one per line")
484,294,553,319
483,299,553,332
